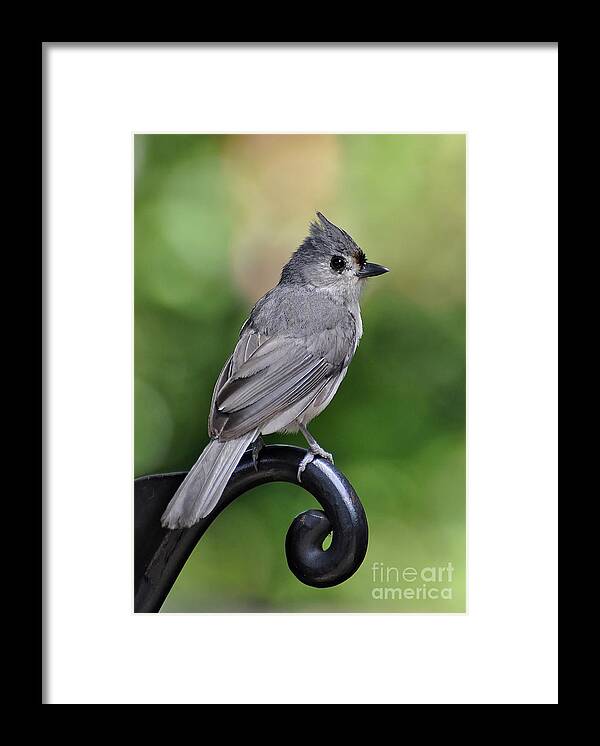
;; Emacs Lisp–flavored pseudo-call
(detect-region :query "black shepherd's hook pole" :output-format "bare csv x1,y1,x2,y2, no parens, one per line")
134,445,369,612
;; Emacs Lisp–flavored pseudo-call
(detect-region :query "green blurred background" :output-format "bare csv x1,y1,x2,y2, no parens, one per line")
135,134,466,612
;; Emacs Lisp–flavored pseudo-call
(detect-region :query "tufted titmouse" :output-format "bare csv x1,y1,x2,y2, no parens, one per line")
161,212,388,529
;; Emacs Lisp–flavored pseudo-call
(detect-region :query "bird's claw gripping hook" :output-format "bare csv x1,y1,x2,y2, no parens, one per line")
251,435,265,472
297,446,334,483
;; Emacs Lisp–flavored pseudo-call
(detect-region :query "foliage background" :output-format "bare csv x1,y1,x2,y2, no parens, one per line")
135,134,466,612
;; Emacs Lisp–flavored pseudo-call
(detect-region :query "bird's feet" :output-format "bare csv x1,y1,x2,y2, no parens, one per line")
297,444,334,482
251,435,265,472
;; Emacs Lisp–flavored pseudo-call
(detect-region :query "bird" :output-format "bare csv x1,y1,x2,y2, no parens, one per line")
161,212,389,529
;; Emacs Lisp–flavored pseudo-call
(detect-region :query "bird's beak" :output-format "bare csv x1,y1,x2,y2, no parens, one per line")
358,262,390,278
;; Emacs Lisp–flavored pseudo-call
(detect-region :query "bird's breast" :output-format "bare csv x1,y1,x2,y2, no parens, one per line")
348,303,363,356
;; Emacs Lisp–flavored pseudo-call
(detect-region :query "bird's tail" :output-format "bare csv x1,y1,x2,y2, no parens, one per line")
161,429,259,529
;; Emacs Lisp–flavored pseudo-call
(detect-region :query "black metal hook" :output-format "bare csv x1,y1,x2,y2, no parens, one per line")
134,445,368,612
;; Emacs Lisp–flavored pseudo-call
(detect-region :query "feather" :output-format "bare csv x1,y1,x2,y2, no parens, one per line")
161,429,258,529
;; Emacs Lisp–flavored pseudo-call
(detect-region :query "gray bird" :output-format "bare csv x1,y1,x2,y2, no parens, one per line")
161,212,389,529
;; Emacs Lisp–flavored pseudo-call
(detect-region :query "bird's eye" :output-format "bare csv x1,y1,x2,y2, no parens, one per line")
330,255,346,272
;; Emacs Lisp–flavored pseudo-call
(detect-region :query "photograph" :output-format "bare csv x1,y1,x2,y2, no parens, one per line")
44,42,557,705
134,133,466,613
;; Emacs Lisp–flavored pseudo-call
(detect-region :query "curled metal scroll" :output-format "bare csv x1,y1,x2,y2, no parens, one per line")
134,445,368,613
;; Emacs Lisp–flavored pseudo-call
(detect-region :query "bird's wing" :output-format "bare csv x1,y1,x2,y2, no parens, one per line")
209,323,353,440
